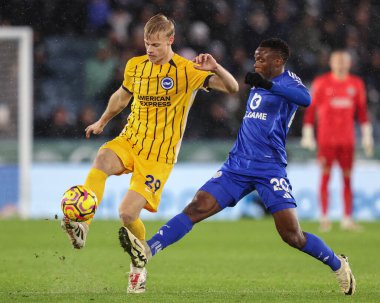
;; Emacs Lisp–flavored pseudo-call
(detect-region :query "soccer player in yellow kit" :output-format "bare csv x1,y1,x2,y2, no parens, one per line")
61,14,238,293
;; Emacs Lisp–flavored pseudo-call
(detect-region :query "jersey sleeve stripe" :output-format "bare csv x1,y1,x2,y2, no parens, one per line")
122,85,132,94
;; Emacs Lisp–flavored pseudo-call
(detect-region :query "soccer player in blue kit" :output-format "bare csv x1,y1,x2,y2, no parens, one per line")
119,38,356,295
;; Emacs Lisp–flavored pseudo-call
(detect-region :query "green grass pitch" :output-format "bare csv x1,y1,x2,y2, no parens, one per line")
0,218,379,302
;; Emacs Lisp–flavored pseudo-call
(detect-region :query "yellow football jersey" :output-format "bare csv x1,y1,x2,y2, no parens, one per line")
121,53,213,164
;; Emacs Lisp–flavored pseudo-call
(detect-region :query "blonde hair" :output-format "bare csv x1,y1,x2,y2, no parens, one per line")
144,14,175,39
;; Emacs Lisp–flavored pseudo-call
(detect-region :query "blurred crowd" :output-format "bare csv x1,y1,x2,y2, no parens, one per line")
1,0,380,140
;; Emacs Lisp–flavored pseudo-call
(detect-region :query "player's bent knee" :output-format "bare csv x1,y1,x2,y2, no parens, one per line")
183,191,220,223
93,151,113,171
279,230,305,249
93,149,123,174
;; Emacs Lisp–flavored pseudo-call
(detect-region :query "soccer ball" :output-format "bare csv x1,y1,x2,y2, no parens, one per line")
61,185,98,222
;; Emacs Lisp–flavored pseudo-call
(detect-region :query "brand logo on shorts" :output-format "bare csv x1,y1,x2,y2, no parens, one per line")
283,192,292,199
213,171,223,178
161,77,174,90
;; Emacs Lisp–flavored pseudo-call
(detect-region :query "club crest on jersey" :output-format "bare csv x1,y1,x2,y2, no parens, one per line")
347,86,356,96
161,77,174,90
249,92,262,110
212,171,223,178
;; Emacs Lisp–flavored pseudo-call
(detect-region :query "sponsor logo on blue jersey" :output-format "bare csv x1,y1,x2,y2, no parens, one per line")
244,111,268,120
161,77,174,90
249,92,262,110
244,92,267,120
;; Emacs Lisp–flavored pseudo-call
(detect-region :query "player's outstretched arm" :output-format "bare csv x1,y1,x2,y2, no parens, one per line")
270,83,311,107
245,72,311,107
193,53,239,94
85,86,132,138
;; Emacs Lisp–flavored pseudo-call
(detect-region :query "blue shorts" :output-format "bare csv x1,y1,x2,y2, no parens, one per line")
200,163,296,214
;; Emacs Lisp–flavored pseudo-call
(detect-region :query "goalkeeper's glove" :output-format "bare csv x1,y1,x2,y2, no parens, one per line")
300,124,316,151
245,72,273,90
361,122,374,157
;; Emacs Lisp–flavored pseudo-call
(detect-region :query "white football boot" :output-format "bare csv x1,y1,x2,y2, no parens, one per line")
118,226,151,268
61,216,89,249
334,255,356,295
127,264,147,294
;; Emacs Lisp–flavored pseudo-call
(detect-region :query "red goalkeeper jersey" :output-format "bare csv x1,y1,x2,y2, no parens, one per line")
303,72,368,146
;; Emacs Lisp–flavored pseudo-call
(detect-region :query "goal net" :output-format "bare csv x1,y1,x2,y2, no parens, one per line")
0,27,33,218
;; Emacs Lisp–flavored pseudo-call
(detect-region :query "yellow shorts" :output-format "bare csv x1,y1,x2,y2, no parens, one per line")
100,136,174,212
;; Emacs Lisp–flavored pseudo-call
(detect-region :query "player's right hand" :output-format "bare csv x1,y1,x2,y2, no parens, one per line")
362,141,374,157
193,53,218,72
361,122,374,157
85,121,106,138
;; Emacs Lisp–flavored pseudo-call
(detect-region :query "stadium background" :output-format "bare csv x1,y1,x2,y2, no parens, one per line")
0,0,380,220
1,1,380,302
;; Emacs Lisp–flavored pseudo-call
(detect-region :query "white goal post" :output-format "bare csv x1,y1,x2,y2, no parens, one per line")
0,27,33,218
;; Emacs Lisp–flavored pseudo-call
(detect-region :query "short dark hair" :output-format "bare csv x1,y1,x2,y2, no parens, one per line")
259,38,290,62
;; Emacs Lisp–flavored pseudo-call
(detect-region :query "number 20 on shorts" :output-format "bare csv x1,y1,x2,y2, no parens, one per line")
270,177,289,192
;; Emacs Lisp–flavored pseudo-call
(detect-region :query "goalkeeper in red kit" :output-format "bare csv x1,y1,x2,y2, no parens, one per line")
301,49,374,231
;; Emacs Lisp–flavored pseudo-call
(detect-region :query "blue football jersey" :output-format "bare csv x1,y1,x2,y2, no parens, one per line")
227,70,310,170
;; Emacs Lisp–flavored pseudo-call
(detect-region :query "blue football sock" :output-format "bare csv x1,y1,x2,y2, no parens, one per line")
147,213,194,256
301,232,341,271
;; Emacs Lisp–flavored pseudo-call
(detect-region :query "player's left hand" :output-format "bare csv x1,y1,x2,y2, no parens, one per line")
193,53,218,72
245,72,273,90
